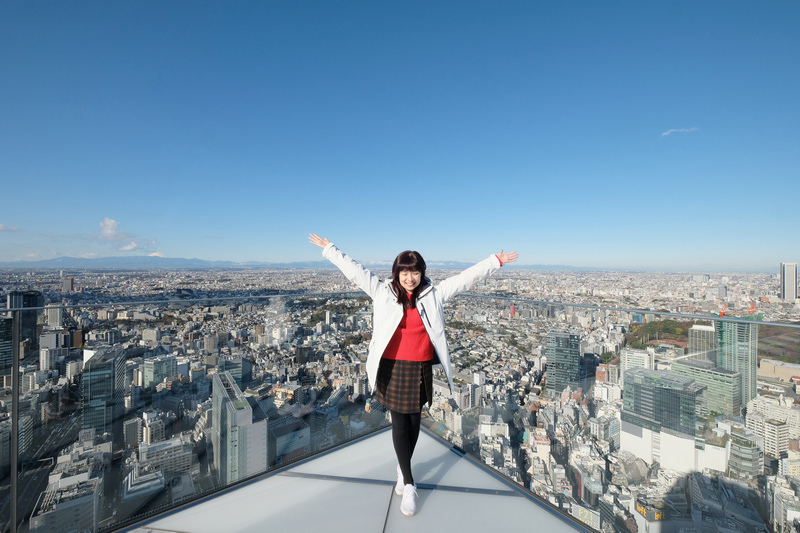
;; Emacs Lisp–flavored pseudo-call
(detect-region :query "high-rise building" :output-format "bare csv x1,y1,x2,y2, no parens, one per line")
143,355,177,389
546,329,581,395
212,371,268,486
622,368,707,438
30,478,100,533
747,411,789,459
780,262,798,301
715,317,760,403
620,368,707,470
81,346,126,438
62,277,74,293
619,348,654,388
45,304,63,329
218,357,252,388
7,290,44,351
688,324,717,362
671,358,741,416
0,317,12,381
728,428,762,480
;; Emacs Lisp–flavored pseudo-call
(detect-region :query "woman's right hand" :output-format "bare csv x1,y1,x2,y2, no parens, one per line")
309,233,330,249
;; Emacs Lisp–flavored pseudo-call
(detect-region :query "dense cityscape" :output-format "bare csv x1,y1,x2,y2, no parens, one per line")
1,263,800,532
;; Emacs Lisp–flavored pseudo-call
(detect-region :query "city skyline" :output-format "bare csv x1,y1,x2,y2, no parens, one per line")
2,2,799,271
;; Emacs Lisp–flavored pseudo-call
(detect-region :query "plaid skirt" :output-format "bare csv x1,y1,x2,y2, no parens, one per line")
374,358,433,414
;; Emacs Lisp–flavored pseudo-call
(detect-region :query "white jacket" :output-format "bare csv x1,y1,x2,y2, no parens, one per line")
321,242,502,392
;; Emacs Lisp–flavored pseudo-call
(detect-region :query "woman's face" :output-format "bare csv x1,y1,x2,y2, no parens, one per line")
398,269,422,293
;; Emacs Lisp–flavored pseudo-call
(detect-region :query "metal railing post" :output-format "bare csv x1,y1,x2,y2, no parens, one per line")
10,310,20,533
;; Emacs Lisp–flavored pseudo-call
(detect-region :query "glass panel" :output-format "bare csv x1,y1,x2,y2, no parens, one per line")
423,294,799,532
5,294,389,532
2,277,798,532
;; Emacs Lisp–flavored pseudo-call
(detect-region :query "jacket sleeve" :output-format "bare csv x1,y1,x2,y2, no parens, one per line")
435,254,502,303
321,242,382,299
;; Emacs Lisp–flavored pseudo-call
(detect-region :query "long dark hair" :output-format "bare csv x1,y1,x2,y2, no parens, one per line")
391,250,427,309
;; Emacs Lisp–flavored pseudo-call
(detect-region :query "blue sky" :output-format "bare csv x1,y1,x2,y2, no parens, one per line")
2,1,798,271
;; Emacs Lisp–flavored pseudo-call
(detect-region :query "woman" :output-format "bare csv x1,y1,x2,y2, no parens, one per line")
308,234,518,516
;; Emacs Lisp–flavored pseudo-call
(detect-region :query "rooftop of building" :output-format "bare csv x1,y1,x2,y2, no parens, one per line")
673,357,740,375
121,427,588,533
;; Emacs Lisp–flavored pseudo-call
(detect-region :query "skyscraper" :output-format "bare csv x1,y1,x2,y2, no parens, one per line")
546,329,581,395
780,263,798,302
0,317,12,381
619,347,654,388
688,324,717,363
44,304,63,329
81,346,126,438
7,290,44,351
212,371,268,486
622,368,707,438
715,317,760,404
671,358,741,416
143,355,177,389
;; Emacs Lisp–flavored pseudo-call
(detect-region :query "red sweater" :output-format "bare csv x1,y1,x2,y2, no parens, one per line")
381,295,434,362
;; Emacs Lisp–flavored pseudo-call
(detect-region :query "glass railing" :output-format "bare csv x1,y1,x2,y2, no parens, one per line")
1,284,799,532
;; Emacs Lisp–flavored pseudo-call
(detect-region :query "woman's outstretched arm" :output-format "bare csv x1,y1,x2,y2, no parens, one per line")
496,250,519,265
309,233,330,249
436,248,519,302
308,233,381,299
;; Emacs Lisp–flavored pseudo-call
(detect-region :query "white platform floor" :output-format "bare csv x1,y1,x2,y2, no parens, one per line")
125,428,586,532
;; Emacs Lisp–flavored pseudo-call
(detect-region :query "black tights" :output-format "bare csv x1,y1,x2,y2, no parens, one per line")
391,410,421,486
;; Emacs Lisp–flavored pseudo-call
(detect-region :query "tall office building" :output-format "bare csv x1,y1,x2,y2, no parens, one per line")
44,304,63,329
619,348,654,388
671,358,741,416
218,357,252,388
7,290,44,351
780,263,798,302
688,324,717,363
620,368,707,470
546,329,581,395
81,346,126,438
212,371,268,486
143,355,177,389
0,317,12,381
62,277,74,293
622,368,707,438
715,317,759,403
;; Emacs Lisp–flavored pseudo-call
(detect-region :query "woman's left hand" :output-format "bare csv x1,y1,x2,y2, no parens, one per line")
497,250,519,264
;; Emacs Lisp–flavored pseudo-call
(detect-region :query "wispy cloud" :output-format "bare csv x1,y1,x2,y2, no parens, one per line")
661,127,699,137
98,218,156,252
0,223,20,232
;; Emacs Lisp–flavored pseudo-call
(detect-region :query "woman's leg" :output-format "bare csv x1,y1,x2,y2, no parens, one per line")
391,410,422,486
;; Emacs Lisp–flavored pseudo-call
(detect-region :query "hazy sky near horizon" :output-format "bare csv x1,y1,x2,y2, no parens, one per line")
2,2,798,272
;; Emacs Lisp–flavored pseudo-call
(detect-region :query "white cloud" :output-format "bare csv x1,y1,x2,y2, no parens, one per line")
98,218,155,252
99,218,126,241
149,252,166,258
0,223,20,232
661,127,699,137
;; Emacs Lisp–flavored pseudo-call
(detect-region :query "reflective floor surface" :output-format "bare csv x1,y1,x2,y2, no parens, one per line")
125,428,584,532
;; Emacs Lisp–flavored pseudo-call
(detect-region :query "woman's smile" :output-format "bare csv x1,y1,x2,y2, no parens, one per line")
399,270,421,293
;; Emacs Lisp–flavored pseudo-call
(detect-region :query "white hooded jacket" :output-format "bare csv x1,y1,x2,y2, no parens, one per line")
321,242,502,393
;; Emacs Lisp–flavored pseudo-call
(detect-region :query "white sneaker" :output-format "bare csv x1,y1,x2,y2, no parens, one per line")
400,483,417,516
395,465,404,496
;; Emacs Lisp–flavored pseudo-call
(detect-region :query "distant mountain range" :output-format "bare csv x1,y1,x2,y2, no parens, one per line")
0,255,583,271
